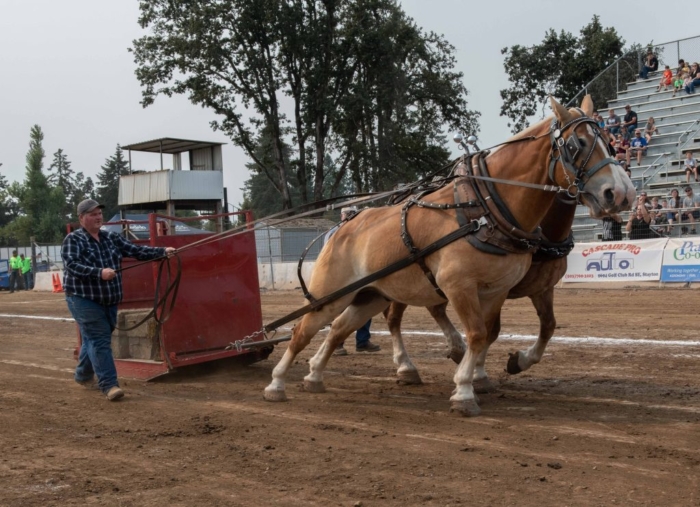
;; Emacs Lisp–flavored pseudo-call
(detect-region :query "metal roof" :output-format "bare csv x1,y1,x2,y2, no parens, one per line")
121,138,226,154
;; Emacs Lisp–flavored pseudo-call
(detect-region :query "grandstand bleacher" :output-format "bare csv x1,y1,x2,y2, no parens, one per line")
572,51,700,242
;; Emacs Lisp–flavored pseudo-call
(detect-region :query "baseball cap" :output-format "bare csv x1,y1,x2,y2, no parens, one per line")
77,199,105,215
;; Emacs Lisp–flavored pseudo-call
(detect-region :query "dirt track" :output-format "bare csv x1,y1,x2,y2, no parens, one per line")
1,288,699,506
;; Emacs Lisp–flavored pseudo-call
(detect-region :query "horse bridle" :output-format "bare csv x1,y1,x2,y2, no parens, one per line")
548,111,619,199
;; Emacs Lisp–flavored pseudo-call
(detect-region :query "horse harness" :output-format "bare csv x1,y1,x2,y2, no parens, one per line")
397,112,612,298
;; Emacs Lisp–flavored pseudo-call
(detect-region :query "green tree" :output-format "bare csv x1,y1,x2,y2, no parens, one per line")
47,148,76,218
500,15,626,133
2,125,66,243
96,145,129,220
132,0,478,211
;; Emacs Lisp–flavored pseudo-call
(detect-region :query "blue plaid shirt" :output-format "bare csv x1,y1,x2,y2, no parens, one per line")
62,228,166,306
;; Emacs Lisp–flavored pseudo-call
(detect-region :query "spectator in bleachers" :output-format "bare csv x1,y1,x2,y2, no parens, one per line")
650,197,667,235
614,134,629,164
626,195,652,239
639,49,659,80
601,215,623,241
681,186,700,234
684,63,700,94
684,151,698,183
606,109,621,136
621,104,638,139
624,167,638,190
643,117,659,143
656,65,673,92
672,61,690,97
627,130,648,166
667,188,682,232
593,111,606,129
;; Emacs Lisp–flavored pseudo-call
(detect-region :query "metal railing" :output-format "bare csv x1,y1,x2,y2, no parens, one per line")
641,152,672,187
677,119,700,161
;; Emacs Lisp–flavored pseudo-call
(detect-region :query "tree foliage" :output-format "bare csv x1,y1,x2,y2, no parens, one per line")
500,16,626,133
1,125,67,243
132,0,479,212
96,145,130,220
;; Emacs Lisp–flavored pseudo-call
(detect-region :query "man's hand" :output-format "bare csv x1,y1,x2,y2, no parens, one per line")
165,247,177,258
101,268,117,281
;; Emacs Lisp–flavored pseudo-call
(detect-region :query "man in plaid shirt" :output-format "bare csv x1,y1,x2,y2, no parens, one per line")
62,199,175,401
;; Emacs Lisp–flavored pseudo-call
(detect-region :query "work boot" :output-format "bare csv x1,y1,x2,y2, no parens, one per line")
333,345,348,356
106,386,124,401
356,340,381,352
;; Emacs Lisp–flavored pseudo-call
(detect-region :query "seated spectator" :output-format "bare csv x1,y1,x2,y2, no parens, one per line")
601,214,623,241
650,196,668,235
639,49,659,80
656,65,673,91
684,63,700,94
621,104,638,139
626,198,652,239
685,151,698,183
614,134,629,163
593,111,606,129
643,117,659,143
667,188,682,232
627,130,648,166
672,61,690,97
681,186,700,234
624,167,638,190
606,109,621,136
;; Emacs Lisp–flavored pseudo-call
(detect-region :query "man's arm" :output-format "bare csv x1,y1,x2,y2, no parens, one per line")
111,233,174,261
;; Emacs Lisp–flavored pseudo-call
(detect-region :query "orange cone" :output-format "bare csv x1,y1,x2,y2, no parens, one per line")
52,273,64,293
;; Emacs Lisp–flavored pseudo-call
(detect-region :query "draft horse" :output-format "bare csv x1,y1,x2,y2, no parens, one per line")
384,192,578,390
263,96,635,416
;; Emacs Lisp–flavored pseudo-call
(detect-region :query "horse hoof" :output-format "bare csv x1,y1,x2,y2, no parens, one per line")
447,349,466,364
303,380,326,393
450,399,482,417
473,377,497,394
263,386,288,402
396,370,423,385
506,352,523,375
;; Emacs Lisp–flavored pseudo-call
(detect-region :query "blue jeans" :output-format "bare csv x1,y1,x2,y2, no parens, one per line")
639,65,653,80
626,124,637,139
23,272,33,290
66,295,119,393
355,319,372,346
686,78,700,94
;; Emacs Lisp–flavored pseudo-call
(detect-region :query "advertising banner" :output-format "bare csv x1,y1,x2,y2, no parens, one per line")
563,238,667,282
660,238,700,282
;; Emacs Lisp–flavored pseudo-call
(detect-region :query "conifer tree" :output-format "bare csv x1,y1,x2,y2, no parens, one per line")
96,145,129,220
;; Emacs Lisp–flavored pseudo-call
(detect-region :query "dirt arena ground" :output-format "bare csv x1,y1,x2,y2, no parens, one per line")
1,288,699,506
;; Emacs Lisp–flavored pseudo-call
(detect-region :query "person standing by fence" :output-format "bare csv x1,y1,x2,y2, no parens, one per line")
8,250,25,293
62,199,176,401
20,254,33,290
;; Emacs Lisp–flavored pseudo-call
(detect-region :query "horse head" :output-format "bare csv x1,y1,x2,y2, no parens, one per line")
549,95,635,218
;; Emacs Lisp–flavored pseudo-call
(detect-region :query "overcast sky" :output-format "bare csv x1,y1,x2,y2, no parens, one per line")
1,1,698,209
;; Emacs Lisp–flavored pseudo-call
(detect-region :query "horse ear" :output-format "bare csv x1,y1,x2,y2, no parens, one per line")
549,96,571,124
580,95,594,116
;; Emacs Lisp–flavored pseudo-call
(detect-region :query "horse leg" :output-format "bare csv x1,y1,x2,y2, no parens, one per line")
303,294,390,392
426,303,467,364
264,296,355,402
507,288,555,374
384,302,422,385
472,311,501,394
449,291,505,417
